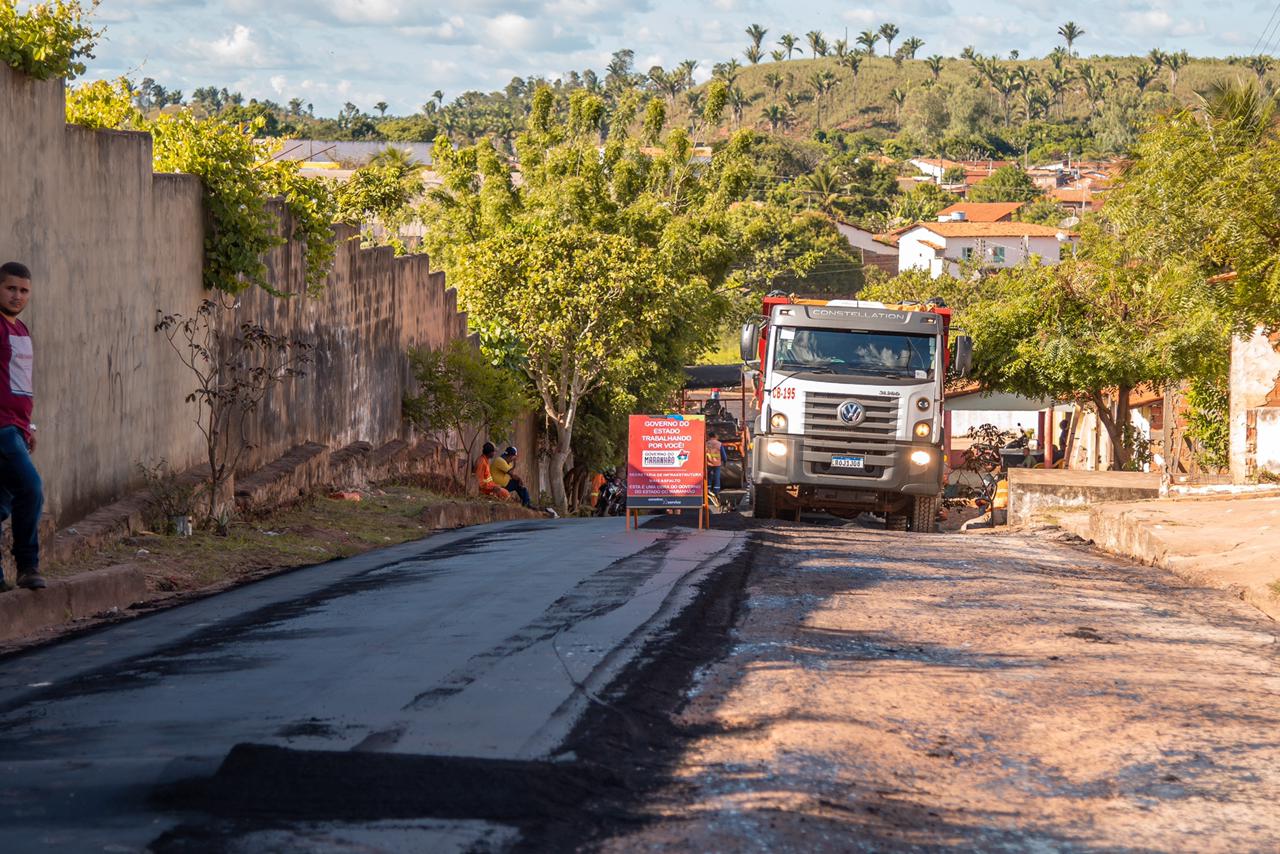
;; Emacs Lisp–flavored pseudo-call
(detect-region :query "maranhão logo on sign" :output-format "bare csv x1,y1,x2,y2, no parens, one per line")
627,414,706,509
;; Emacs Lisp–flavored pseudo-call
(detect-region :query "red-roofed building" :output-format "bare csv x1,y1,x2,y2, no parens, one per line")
898,221,1078,277
935,202,1024,222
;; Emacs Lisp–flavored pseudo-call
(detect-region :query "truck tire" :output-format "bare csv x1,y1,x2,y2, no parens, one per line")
911,495,940,533
753,484,777,519
885,513,909,531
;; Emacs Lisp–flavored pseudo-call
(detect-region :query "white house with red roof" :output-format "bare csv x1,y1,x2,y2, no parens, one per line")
898,220,1078,277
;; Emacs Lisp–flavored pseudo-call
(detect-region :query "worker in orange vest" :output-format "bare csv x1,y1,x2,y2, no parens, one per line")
705,434,726,495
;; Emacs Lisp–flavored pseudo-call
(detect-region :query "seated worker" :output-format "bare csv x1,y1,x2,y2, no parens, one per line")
475,442,511,501
492,445,532,507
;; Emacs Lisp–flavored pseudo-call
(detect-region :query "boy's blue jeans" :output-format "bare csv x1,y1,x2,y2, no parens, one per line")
0,426,43,572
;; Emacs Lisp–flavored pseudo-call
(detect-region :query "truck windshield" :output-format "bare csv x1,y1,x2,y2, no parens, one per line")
772,327,937,379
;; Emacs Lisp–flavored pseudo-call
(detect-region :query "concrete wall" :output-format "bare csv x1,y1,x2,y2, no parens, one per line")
0,65,477,525
1229,330,1280,483
1007,468,1160,526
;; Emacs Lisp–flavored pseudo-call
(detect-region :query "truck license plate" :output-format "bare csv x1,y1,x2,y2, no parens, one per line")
831,455,865,469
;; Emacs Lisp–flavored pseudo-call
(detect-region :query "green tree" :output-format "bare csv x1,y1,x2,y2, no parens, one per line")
778,33,801,60
421,89,754,510
892,181,952,223
900,36,925,60
967,255,1221,469
1057,21,1084,57
925,55,944,80
0,0,99,81
967,164,1043,202
403,339,528,488
856,30,880,55
878,23,900,56
746,23,768,52
805,30,829,58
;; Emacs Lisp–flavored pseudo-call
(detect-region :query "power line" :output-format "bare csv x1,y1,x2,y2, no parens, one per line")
1252,1,1280,56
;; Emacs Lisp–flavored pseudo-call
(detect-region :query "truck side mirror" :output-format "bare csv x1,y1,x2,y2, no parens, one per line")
954,335,974,377
740,321,761,363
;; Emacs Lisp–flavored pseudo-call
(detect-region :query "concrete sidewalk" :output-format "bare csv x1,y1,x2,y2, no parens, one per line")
1055,495,1280,621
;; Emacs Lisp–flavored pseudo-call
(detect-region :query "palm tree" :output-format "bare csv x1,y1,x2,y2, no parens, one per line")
1078,63,1106,111
879,23,900,55
808,69,838,128
728,87,756,129
856,30,880,55
1058,21,1084,57
369,145,423,173
833,39,849,58
1147,48,1166,72
841,53,863,78
770,49,786,62
745,44,764,65
960,45,977,61
994,68,1019,124
684,90,704,133
1044,67,1073,116
676,59,698,89
713,59,741,88
806,30,829,57
1246,54,1275,82
1048,46,1068,70
374,100,388,117
1013,66,1038,117
746,23,767,51
798,164,852,218
1166,50,1189,90
779,33,801,60
925,55,944,80
1131,63,1155,93
900,36,925,59
784,90,808,113
432,90,445,106
889,86,907,121
764,70,786,97
1026,88,1051,120
1199,78,1277,143
760,103,793,132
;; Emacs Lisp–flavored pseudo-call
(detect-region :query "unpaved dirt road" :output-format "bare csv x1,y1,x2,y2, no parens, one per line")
594,521,1280,852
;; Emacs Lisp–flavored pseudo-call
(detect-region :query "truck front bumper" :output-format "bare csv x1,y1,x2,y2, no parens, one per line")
752,435,942,498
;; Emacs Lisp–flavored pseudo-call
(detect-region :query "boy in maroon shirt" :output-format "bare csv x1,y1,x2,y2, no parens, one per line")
0,262,45,590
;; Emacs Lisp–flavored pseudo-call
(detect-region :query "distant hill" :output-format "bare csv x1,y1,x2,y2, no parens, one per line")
668,54,1266,149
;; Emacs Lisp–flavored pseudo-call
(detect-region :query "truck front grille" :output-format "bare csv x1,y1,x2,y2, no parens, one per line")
802,392,900,473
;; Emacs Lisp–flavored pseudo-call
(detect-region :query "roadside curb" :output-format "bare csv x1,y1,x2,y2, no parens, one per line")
1060,504,1280,622
421,501,546,529
0,565,147,644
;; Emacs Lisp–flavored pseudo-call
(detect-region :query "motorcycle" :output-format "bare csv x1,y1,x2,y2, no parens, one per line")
595,471,627,517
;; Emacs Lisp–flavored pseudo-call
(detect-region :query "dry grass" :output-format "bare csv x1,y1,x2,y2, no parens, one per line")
50,486,469,593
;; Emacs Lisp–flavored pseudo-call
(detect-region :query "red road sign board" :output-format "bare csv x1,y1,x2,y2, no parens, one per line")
626,414,706,509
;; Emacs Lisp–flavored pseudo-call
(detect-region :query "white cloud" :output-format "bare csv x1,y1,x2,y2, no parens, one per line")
190,25,280,68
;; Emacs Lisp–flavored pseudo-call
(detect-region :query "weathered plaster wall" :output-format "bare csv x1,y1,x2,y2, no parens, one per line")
0,65,475,524
1229,330,1280,483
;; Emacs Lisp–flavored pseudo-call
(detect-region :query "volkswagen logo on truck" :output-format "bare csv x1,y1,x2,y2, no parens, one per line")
838,400,866,426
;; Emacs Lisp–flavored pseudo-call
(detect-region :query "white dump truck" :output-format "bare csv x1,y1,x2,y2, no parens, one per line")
741,294,972,530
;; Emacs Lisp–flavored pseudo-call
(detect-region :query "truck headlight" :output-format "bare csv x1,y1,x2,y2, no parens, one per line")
770,412,788,431
767,440,788,459
913,420,933,439
910,449,932,466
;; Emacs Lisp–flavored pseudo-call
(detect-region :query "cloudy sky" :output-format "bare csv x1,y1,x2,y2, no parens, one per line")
83,0,1276,114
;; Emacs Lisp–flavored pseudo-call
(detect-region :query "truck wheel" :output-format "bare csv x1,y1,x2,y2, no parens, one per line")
911,495,940,533
885,513,909,532
753,485,777,519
